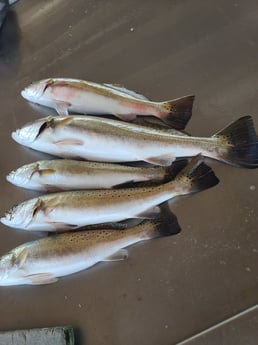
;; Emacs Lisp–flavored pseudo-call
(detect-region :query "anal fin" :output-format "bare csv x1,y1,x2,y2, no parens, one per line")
27,273,58,285
135,206,160,219
115,113,137,121
145,155,176,166
102,249,128,261
55,101,70,116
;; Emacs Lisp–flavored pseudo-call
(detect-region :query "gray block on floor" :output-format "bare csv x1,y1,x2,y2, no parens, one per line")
0,326,74,345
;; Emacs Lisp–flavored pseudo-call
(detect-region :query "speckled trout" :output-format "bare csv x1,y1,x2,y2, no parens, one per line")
1,155,219,231
12,115,258,168
6,159,187,192
21,78,194,129
0,204,181,286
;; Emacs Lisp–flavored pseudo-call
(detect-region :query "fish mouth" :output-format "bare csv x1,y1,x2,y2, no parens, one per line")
1,211,15,227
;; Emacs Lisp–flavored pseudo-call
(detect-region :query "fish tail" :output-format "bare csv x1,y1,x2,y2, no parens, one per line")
172,154,219,195
163,159,189,182
140,203,181,240
159,95,195,130
212,116,258,168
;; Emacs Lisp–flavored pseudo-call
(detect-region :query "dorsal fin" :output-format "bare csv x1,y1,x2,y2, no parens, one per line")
104,83,149,101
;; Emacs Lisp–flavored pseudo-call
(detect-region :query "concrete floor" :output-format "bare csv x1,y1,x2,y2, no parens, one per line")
0,1,257,344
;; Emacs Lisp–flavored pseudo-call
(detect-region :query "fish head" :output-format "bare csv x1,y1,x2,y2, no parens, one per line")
1,198,40,230
0,251,18,283
11,117,54,146
6,163,39,189
0,248,28,286
21,79,54,103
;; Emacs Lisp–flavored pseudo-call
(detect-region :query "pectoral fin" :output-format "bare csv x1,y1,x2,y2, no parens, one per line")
27,273,58,285
15,248,28,268
115,113,137,121
36,168,55,176
55,101,70,116
46,222,78,231
135,206,160,219
54,139,84,146
145,155,176,166
102,249,128,261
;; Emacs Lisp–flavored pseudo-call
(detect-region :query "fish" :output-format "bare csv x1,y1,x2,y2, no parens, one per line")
1,155,219,232
12,114,258,168
6,159,188,192
20,78,195,130
0,203,181,286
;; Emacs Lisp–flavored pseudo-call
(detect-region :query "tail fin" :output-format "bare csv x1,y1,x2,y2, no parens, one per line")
155,202,181,236
213,116,258,168
141,202,181,240
160,95,195,130
163,159,189,182
173,154,219,195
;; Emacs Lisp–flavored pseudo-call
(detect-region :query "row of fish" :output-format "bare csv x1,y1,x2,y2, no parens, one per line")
1,77,258,286
0,203,180,286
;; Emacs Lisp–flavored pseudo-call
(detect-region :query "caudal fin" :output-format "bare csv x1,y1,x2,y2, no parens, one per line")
173,154,219,195
160,95,195,130
140,202,181,240
155,202,181,236
163,159,189,182
213,116,258,168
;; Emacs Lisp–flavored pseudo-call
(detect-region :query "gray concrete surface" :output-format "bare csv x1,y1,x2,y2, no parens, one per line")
0,1,257,344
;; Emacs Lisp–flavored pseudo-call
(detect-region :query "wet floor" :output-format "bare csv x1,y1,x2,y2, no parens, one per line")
0,1,257,344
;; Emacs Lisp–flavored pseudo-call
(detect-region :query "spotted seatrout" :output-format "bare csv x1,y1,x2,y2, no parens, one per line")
1,156,219,231
12,115,258,168
21,78,194,130
0,204,180,286
6,159,187,192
